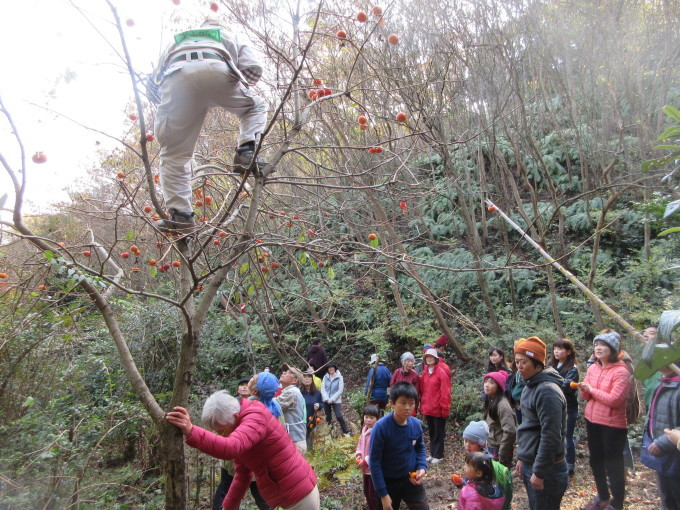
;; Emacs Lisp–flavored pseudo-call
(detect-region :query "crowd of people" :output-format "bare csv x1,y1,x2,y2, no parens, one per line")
165,326,680,510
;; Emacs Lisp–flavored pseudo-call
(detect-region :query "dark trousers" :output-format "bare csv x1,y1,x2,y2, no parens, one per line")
521,460,568,510
324,402,349,433
363,474,379,510
565,406,578,466
425,415,446,459
376,475,429,509
212,467,270,510
586,420,627,510
306,426,316,452
659,471,680,510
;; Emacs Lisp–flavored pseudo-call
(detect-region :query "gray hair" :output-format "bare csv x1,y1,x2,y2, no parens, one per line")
401,352,415,364
201,390,241,431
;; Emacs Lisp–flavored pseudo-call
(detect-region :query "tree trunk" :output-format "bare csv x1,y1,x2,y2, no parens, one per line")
160,421,188,510
446,156,501,334
545,265,564,337
364,191,469,361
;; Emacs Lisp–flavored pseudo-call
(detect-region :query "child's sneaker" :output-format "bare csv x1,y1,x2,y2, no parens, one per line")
426,455,433,462
429,458,442,465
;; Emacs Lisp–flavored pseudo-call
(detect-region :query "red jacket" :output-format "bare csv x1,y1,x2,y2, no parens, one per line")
390,368,420,392
186,399,317,509
437,357,452,378
419,364,451,417
580,360,630,429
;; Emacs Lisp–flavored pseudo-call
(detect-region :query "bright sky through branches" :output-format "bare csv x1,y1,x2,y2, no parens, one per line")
0,0,214,213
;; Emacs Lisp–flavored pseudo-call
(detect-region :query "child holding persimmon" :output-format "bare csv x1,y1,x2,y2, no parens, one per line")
547,338,579,476
461,421,512,510
369,382,428,509
453,452,505,510
356,405,381,510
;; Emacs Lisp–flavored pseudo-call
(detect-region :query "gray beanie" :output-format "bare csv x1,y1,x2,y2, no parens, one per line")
401,352,415,364
593,332,620,354
462,420,489,447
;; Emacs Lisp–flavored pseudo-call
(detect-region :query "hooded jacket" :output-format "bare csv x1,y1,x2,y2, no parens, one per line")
516,366,566,478
419,363,451,418
580,359,630,429
458,481,505,510
186,399,317,509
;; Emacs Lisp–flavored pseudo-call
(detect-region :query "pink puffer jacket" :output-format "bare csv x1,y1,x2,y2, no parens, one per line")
186,399,317,509
581,360,631,429
458,482,505,510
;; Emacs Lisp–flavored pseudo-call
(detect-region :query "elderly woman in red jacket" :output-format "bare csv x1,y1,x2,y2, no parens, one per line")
419,348,451,465
578,331,631,510
166,390,319,510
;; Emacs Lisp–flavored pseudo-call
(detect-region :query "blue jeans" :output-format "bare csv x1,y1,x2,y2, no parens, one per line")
566,407,578,466
521,460,568,510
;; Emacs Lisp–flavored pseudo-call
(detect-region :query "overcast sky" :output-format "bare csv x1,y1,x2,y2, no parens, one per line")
0,0,213,213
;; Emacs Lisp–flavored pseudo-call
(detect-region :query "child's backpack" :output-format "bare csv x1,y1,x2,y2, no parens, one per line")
621,354,642,425
492,460,512,510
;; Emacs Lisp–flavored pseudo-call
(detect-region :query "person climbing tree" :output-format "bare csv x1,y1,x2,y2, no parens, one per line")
147,18,268,237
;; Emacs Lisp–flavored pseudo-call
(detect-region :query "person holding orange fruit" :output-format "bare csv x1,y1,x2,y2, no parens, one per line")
369,382,428,510
578,331,631,510
454,452,505,510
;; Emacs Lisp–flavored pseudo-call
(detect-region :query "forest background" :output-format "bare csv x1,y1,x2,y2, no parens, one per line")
1,0,679,508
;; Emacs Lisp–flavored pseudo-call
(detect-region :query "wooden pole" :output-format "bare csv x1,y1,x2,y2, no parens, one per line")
485,199,680,375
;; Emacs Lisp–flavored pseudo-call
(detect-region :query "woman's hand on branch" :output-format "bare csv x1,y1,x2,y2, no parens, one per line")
166,406,193,437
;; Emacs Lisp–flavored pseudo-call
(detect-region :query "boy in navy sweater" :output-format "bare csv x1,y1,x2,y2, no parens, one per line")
369,382,429,509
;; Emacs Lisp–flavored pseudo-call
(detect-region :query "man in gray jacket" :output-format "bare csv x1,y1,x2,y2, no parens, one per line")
514,336,568,510
277,364,308,455
148,19,268,236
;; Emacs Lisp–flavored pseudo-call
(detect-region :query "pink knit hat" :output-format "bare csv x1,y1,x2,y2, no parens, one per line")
483,370,509,392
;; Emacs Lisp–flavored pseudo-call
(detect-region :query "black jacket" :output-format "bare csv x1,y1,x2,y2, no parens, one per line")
555,364,579,410
516,367,566,478
305,345,329,377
